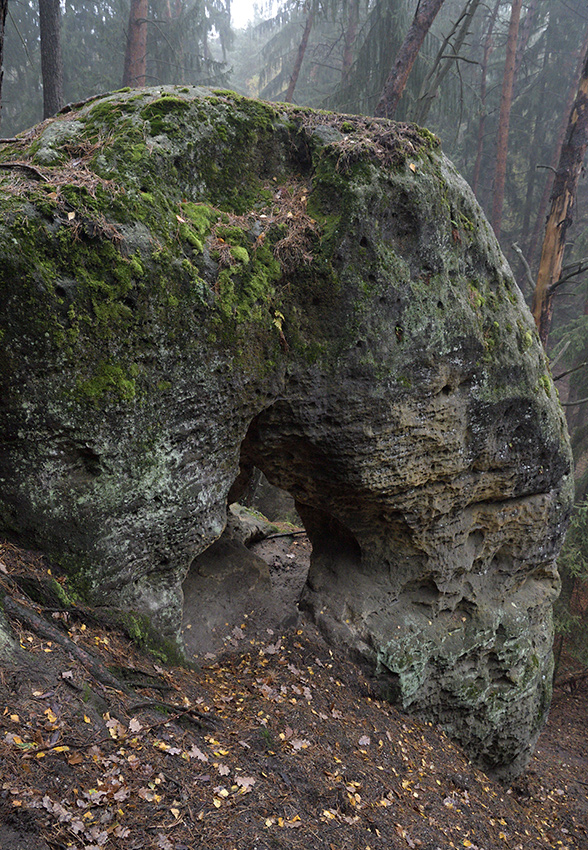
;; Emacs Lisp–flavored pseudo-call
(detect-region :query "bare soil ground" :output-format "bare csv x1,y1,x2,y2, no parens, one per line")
1,536,587,850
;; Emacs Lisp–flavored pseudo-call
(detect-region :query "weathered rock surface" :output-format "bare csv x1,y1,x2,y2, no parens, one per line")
0,87,572,779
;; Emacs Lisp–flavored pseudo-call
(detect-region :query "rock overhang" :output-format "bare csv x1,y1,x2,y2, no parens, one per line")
0,86,573,781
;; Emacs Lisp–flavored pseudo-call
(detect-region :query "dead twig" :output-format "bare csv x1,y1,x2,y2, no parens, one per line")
0,161,49,182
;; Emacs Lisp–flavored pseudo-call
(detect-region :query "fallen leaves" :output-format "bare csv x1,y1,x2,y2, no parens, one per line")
0,559,584,850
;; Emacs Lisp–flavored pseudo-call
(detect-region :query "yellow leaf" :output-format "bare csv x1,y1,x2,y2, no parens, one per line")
213,798,222,808
51,745,70,753
83,715,91,724
171,808,180,818
44,709,57,723
409,163,418,173
10,714,19,722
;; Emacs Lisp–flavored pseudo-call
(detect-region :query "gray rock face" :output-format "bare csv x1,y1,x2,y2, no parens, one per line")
0,87,572,780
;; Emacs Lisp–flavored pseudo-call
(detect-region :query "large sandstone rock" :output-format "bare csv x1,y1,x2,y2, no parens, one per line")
0,87,572,779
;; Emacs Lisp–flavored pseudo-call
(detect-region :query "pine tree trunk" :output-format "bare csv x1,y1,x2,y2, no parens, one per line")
374,0,446,119
528,27,588,268
342,0,360,84
532,43,588,345
123,0,149,87
39,0,64,119
514,0,539,77
490,0,523,239
471,0,500,198
0,0,7,127
285,10,315,103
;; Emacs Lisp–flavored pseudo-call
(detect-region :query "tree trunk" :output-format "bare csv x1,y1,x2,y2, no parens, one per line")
490,0,523,239
514,0,539,77
39,0,64,119
285,9,315,103
123,0,149,87
375,0,446,119
471,0,500,198
0,0,7,127
532,42,588,345
413,0,482,127
528,26,588,268
342,0,360,84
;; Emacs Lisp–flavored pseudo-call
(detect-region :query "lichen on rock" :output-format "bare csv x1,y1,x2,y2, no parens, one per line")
0,86,572,781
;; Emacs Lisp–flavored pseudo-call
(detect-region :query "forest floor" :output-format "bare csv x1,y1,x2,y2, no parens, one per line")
1,534,587,850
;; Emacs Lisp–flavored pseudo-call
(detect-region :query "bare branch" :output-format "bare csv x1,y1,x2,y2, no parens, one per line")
554,361,588,382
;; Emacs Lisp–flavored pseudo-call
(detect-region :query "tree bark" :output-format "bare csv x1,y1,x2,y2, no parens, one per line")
471,0,500,198
342,0,360,84
374,0,446,119
0,0,7,127
528,26,588,268
532,42,588,345
39,0,64,119
514,0,539,77
490,0,523,239
123,0,149,87
285,9,315,103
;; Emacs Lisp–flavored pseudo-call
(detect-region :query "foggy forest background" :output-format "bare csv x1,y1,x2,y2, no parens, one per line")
1,0,588,674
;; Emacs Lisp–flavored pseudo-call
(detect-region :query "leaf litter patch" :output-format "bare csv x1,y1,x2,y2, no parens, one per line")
0,539,587,850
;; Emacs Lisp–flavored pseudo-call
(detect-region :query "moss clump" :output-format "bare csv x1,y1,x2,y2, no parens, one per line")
536,374,552,396
416,126,441,150
182,202,219,236
78,361,137,403
140,95,192,135
115,611,189,666
230,245,250,265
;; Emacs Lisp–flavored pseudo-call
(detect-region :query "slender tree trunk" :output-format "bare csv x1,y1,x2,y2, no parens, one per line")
0,0,8,127
285,9,315,103
471,0,500,198
375,0,446,119
532,42,588,345
123,0,149,87
342,0,360,84
39,0,64,119
490,0,523,238
514,0,539,77
413,0,482,126
163,0,185,84
528,26,588,268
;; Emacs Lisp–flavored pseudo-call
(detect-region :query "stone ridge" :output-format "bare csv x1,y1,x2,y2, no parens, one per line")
0,86,572,780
